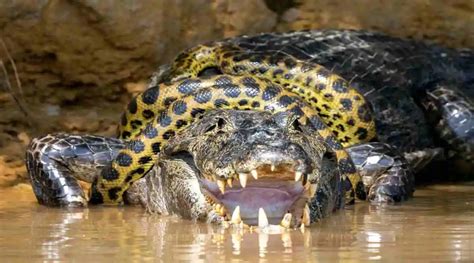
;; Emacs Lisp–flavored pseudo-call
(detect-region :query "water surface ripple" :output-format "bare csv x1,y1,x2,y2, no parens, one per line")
0,183,473,262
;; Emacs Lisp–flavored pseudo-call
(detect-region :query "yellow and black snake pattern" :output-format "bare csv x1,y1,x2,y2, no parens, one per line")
94,43,376,204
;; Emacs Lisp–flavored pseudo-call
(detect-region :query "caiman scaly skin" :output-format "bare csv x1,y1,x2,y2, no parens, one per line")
25,30,473,226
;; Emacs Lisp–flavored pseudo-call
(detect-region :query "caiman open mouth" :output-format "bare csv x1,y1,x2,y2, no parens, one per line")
200,162,315,228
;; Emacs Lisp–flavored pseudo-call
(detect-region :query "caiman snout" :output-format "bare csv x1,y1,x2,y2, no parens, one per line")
167,110,327,227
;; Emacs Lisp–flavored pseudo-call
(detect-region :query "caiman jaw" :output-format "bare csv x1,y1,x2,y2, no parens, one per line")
200,162,316,228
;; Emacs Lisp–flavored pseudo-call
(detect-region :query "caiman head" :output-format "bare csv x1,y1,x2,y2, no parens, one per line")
127,110,344,227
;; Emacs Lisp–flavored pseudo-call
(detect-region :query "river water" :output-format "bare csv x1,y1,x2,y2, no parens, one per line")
0,183,473,262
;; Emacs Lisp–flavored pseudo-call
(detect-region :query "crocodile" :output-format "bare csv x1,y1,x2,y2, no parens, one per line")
26,30,473,227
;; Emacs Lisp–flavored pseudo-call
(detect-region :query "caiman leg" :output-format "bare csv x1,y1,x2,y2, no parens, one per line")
403,148,444,173
307,155,345,223
26,134,124,207
127,155,222,223
346,142,415,203
421,84,474,161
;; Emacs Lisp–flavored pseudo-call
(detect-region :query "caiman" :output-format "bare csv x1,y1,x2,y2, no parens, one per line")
26,30,473,227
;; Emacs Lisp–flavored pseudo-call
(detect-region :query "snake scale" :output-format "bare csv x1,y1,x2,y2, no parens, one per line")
93,52,376,203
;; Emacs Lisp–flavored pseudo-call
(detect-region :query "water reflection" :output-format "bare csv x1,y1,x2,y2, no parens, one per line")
0,184,473,262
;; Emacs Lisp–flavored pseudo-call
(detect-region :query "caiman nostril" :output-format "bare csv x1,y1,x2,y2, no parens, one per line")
247,129,281,144
263,130,276,137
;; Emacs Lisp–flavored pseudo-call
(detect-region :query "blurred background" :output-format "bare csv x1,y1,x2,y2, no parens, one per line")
0,0,473,186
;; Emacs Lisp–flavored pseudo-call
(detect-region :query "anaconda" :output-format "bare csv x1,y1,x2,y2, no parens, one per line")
26,30,473,226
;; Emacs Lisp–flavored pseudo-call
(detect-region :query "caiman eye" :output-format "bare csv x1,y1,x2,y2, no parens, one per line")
205,118,227,133
205,124,216,133
217,118,226,129
291,119,304,132
197,66,222,77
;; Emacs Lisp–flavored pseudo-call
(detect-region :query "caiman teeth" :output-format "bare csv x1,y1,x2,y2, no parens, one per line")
310,184,317,197
302,203,310,226
214,203,226,216
217,179,226,194
270,164,276,172
258,207,269,228
227,178,233,188
251,169,258,180
300,223,305,233
280,213,292,229
231,206,242,224
294,171,303,182
239,173,248,188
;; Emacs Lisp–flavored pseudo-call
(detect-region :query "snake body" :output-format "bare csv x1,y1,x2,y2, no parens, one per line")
120,45,375,144
94,72,370,204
